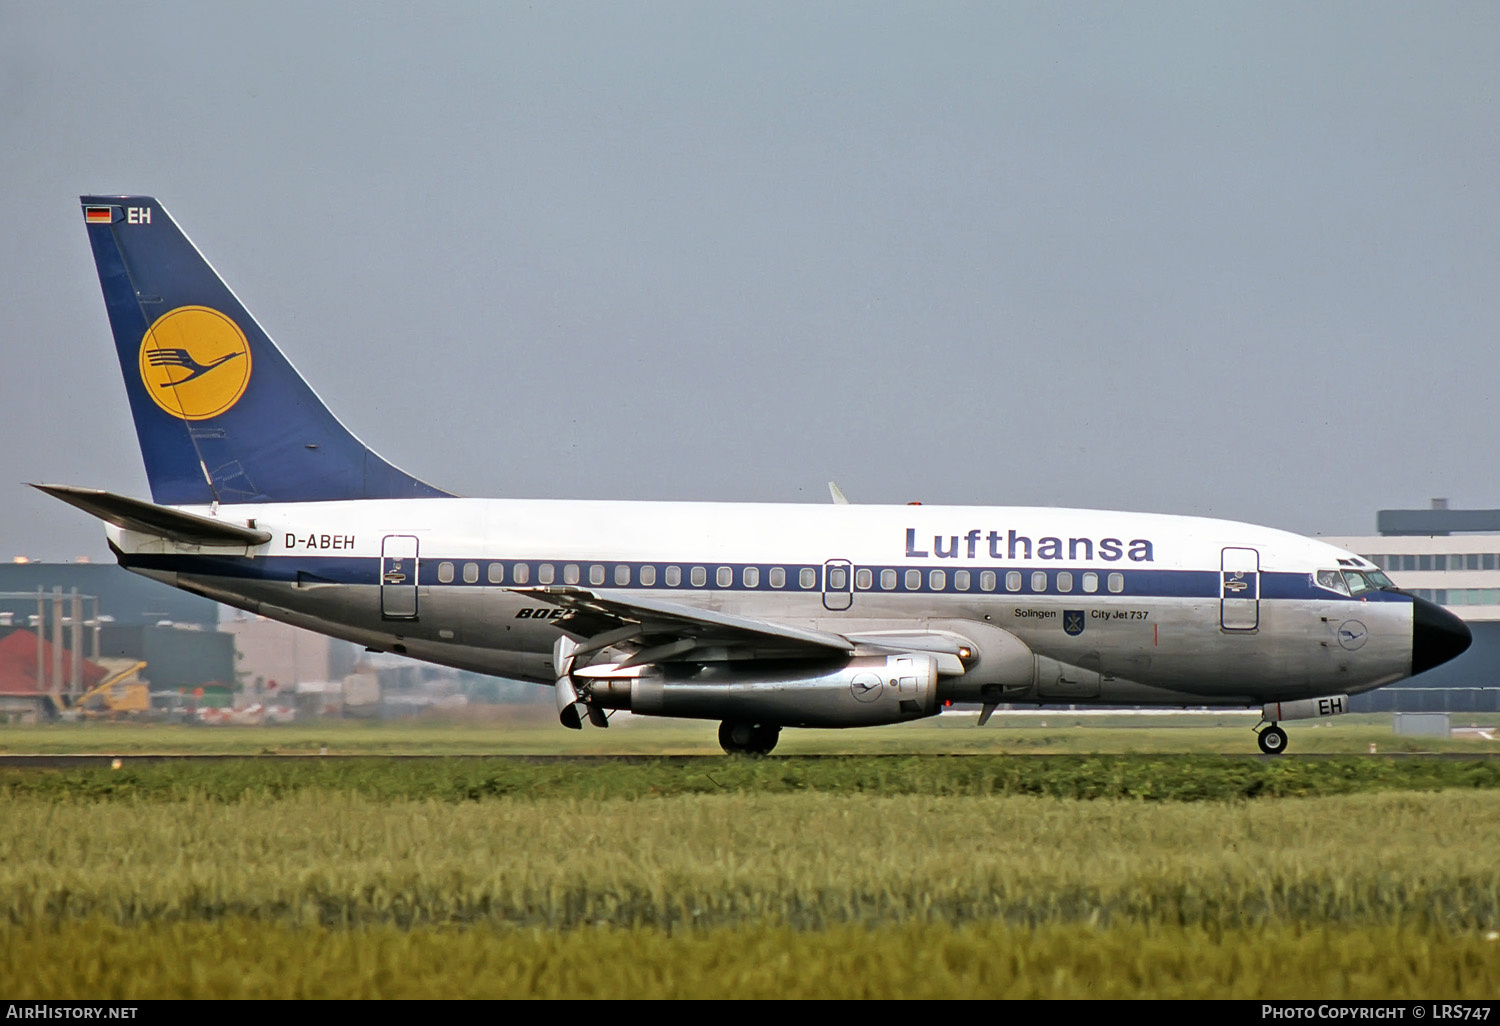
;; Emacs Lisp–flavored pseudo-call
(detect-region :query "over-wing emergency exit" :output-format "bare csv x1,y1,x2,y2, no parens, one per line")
40,196,1472,754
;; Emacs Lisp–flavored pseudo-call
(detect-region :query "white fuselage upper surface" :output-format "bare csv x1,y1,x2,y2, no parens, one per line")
109,497,1416,705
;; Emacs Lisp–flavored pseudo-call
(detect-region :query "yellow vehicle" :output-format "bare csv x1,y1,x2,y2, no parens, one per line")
72,661,149,718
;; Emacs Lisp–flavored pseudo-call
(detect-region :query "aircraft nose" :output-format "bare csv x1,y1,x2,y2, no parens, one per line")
1411,595,1472,674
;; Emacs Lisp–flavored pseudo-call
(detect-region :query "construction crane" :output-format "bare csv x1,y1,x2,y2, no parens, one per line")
68,661,148,719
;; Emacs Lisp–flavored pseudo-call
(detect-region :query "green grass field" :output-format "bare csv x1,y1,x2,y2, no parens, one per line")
5,789,1500,931
8,921,1498,999
5,753,1500,802
3,788,1500,997
3,717,1497,999
2,709,1497,756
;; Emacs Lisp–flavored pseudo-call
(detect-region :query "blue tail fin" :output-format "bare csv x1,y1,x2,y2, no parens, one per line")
80,196,452,505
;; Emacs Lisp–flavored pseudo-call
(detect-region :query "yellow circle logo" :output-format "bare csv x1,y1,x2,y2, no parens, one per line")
138,306,252,420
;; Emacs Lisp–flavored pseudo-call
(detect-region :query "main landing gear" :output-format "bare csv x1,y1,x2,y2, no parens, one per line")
1256,723,1288,755
719,720,781,756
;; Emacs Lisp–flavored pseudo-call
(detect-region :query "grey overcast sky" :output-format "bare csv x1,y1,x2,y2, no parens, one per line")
3,2,1499,561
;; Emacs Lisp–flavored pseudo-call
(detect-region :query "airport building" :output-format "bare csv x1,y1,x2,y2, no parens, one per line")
0,561,233,719
0,561,483,720
1321,500,1500,712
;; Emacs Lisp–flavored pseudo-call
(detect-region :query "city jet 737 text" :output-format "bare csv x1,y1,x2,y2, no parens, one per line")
39,196,1472,754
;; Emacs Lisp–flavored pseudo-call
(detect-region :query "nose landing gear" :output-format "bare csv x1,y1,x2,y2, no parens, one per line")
1256,723,1288,755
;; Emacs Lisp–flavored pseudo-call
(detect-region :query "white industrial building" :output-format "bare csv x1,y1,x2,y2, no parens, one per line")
1320,501,1500,711
1320,500,1500,621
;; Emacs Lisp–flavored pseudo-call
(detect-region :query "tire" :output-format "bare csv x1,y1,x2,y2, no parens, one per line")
750,724,781,755
719,720,780,755
1258,725,1288,755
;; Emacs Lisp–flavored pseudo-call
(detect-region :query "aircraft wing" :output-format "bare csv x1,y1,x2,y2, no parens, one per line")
512,586,857,666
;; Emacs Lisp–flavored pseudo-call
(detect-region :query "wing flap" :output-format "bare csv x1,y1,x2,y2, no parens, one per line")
31,484,272,547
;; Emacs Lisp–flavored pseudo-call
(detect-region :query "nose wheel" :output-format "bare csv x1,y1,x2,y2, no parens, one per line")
719,720,781,755
1256,724,1288,755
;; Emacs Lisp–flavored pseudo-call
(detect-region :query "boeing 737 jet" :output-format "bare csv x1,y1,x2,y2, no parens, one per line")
40,196,1473,754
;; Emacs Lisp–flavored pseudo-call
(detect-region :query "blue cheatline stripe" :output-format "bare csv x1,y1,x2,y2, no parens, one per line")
115,553,1413,605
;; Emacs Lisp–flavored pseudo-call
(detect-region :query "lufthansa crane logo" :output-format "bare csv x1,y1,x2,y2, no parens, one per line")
138,306,252,420
1337,620,1368,651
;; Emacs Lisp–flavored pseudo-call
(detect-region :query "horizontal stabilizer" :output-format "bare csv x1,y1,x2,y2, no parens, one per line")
30,484,272,546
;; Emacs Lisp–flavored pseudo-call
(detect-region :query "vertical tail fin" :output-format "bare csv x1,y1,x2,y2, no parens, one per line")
80,196,452,505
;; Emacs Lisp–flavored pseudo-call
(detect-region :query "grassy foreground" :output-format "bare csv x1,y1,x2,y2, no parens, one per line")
4,791,1499,931
5,752,1500,803
2,790,1499,998
6,741,1497,998
7,920,1498,999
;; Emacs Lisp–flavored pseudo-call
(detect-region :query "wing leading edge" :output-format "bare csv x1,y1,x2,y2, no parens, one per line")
515,586,857,665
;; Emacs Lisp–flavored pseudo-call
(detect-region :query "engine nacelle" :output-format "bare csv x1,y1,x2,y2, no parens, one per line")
581,653,940,728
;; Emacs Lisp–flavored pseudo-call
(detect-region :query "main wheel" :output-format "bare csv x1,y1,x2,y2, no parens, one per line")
719,720,781,755
1257,725,1288,755
751,723,781,754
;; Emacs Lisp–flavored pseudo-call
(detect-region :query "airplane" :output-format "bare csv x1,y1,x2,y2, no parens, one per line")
39,195,1472,755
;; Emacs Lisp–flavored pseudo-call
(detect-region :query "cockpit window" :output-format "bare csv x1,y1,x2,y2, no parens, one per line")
1344,571,1376,596
1316,569,1350,596
1367,570,1395,589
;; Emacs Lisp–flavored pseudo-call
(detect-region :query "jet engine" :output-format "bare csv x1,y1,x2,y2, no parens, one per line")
579,652,940,728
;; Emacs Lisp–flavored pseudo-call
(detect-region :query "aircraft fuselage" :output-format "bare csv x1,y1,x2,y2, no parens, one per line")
113,496,1420,707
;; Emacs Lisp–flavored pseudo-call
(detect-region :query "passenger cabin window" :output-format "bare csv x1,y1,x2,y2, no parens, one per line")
744,567,760,588
880,569,897,590
1316,569,1351,596
438,562,455,584
463,562,478,584
799,568,816,589
590,565,605,586
1107,572,1123,594
665,566,682,587
487,563,504,584
614,565,630,586
905,569,922,590
538,564,555,585
1005,571,1021,592
1082,572,1098,593
563,564,580,585
691,566,707,587
717,566,733,588
1056,571,1073,593
827,567,847,590
512,563,529,585
954,570,970,591
1031,571,1047,592
980,570,996,592
929,569,945,591
769,567,786,588
639,565,656,586
855,568,873,590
